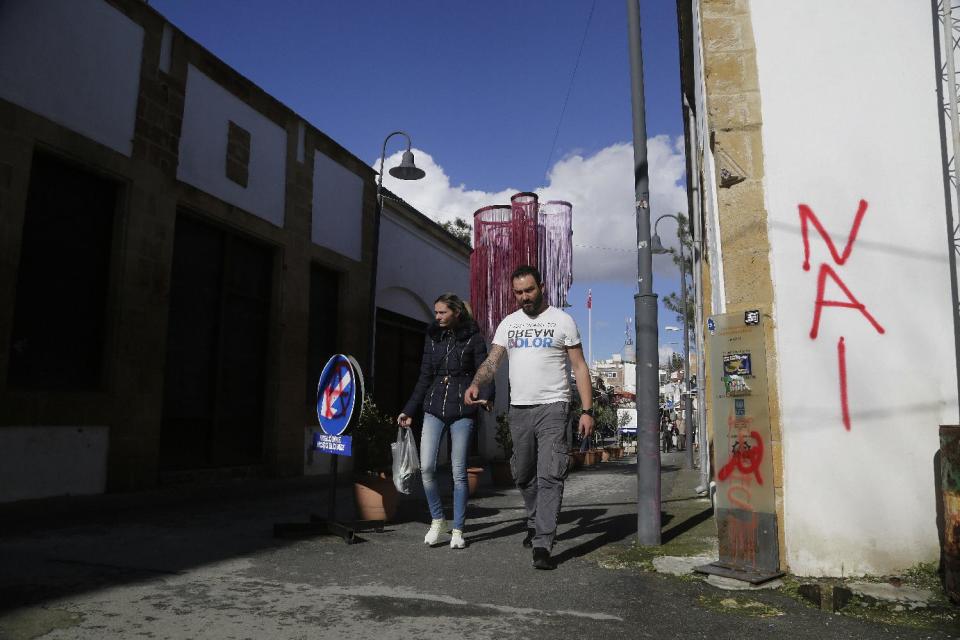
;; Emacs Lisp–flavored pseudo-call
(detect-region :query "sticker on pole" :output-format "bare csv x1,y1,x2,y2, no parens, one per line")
316,354,360,437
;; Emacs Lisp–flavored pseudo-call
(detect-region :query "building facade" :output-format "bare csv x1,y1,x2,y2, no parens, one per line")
0,0,469,501
678,0,960,576
594,354,637,397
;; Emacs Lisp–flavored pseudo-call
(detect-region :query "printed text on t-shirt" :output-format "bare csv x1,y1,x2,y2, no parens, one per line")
507,328,555,349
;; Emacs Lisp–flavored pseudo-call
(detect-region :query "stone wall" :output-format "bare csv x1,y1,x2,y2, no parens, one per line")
697,0,786,567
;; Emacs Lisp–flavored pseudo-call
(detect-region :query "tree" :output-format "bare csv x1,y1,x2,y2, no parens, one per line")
662,291,694,331
439,217,472,246
662,212,694,333
662,352,685,374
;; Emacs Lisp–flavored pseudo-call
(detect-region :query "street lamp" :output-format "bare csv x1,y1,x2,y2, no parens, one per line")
368,131,425,394
627,0,660,546
651,213,695,470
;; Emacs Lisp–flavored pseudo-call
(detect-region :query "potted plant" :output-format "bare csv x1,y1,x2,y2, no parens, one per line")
491,412,514,487
585,447,600,466
351,396,399,521
569,449,584,471
467,464,485,496
594,402,618,462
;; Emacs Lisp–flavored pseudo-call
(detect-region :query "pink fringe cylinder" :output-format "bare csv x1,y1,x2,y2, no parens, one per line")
470,192,573,339
537,200,573,310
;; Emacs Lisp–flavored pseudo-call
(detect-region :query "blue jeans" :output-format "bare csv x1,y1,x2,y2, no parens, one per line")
420,413,474,531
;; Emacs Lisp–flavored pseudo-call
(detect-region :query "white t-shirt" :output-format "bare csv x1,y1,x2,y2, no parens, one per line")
492,305,582,405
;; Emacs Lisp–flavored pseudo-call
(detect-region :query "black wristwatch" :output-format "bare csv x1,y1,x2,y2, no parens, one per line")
580,408,595,417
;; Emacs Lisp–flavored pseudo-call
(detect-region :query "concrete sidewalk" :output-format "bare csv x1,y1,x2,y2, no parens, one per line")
0,452,956,639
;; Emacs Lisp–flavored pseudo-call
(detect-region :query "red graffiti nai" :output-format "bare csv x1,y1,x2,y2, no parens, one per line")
799,199,868,271
799,199,885,432
718,430,764,486
838,336,851,431
808,263,886,339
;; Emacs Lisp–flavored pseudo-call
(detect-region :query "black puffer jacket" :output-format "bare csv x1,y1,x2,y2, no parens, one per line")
401,319,494,421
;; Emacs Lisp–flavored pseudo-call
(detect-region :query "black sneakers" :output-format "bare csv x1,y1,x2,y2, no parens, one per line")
521,528,536,548
525,529,557,569
532,547,556,570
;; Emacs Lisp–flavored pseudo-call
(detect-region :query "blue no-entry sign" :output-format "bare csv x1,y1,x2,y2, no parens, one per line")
314,354,364,456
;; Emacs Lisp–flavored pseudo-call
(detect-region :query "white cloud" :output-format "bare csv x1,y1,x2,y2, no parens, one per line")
375,135,688,284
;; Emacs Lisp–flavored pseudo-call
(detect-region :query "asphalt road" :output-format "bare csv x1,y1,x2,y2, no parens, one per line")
0,454,956,639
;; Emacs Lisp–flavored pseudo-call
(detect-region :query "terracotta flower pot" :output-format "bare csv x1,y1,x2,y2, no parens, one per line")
570,451,585,471
584,450,598,466
491,460,513,487
353,473,398,521
467,467,484,496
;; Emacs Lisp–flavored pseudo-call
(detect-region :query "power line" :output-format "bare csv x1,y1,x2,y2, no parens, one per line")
542,0,597,180
574,243,634,252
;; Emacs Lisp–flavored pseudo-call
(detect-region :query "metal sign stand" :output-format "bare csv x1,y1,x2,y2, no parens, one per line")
274,355,383,543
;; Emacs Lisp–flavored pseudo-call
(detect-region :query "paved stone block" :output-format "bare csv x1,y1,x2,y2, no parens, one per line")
706,574,784,591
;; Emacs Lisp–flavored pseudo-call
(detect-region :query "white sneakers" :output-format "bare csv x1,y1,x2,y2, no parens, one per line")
424,520,467,549
424,519,448,545
450,529,465,549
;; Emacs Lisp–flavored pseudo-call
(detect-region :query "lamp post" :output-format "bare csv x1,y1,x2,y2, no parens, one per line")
627,0,661,546
368,131,425,394
651,214,694,470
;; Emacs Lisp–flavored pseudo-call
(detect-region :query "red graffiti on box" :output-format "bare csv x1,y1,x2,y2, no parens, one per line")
718,430,764,486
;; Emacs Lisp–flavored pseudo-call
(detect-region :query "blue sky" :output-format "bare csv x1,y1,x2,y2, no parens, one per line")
151,0,691,364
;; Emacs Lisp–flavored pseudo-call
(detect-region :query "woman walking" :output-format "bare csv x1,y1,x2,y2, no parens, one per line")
397,293,493,549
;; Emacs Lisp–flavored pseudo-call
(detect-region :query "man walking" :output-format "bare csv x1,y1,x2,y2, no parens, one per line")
465,265,594,570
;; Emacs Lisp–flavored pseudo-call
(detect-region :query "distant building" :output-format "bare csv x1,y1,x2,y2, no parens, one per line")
593,354,636,396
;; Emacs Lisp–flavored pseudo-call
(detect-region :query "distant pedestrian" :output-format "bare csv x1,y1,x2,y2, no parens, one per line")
397,293,493,550
465,265,594,570
677,409,686,451
660,413,671,452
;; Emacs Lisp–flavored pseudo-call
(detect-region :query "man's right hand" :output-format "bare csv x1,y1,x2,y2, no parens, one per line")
397,413,413,428
464,384,481,405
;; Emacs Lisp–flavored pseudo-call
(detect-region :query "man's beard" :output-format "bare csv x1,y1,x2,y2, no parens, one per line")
521,292,544,316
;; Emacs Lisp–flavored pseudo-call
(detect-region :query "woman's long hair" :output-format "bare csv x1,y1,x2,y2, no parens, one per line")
434,292,473,327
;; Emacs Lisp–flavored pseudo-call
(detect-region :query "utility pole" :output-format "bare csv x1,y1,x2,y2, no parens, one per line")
588,289,593,367
678,229,694,470
627,0,661,545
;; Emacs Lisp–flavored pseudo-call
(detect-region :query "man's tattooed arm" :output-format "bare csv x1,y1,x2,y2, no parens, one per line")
471,344,506,388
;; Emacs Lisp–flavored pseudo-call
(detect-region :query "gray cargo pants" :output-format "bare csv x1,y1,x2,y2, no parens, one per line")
509,401,570,550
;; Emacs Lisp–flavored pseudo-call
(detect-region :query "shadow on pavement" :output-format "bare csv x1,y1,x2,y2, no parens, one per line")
661,505,714,544
551,512,638,565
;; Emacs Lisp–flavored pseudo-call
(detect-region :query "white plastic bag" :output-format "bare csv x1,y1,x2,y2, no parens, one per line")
391,427,420,494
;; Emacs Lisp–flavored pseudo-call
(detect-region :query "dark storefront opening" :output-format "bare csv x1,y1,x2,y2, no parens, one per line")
160,213,273,470
374,308,481,457
7,152,118,390
306,264,340,404
374,308,426,419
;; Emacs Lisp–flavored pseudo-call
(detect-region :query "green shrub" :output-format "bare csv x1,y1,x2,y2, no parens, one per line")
351,396,395,474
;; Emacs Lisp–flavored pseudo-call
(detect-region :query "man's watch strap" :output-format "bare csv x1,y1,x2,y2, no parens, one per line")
581,408,595,417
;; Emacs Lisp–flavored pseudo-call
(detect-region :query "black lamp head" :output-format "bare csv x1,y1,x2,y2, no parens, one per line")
650,233,669,255
388,150,425,181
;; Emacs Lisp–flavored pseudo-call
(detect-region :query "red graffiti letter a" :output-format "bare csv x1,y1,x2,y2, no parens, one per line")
799,199,868,271
809,263,886,339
